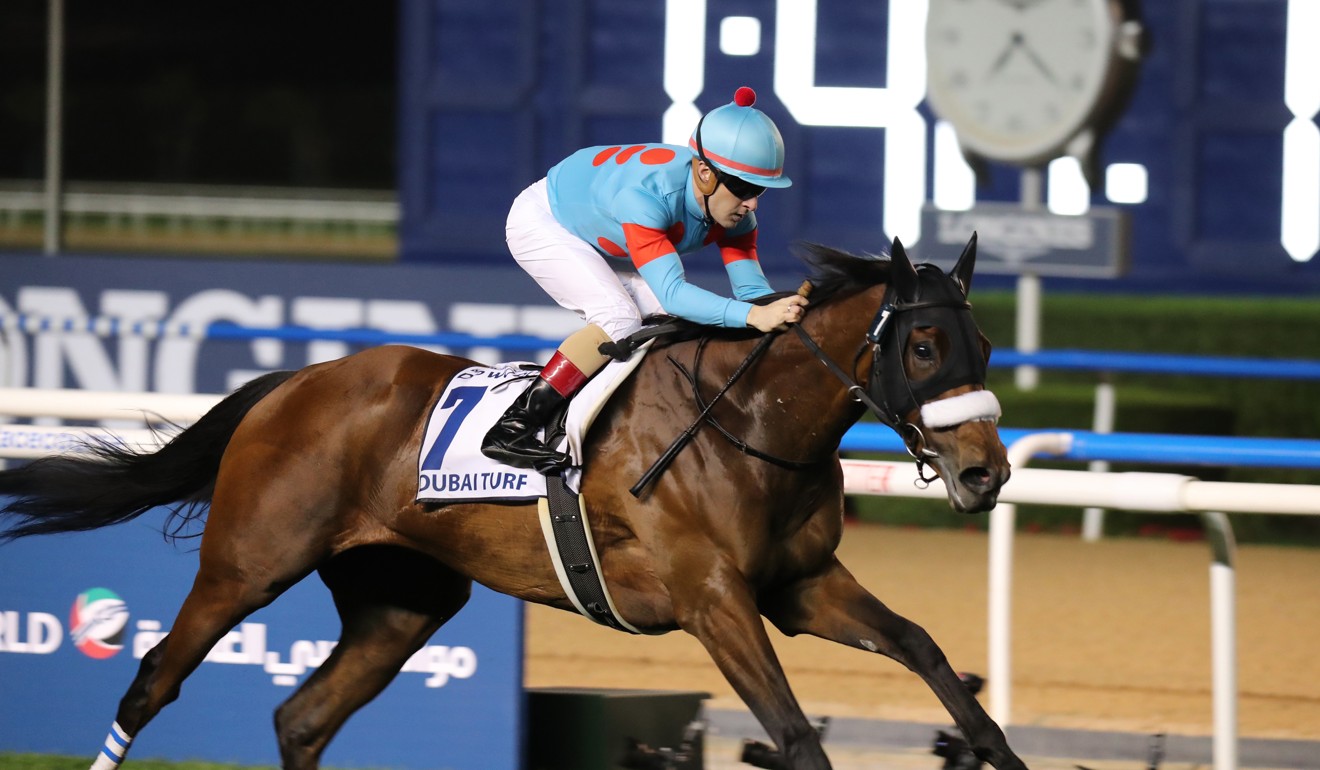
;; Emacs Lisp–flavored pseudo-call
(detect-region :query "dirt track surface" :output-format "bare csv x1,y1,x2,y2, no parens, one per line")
524,524,1320,741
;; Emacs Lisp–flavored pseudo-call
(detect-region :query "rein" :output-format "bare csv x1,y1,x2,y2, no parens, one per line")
628,328,782,497
629,317,931,499
792,323,942,486
629,282,812,498
629,277,977,496
667,336,823,471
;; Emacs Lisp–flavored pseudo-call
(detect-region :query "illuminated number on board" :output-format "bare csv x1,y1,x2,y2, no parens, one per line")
773,0,928,243
1283,0,1319,262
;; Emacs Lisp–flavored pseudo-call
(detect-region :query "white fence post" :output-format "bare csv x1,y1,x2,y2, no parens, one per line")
1201,511,1239,770
987,432,1074,725
1082,379,1116,541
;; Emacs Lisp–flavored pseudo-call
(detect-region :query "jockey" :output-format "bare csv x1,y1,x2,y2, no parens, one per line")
483,86,808,473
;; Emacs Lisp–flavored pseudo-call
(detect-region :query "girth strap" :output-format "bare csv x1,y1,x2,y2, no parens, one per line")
538,474,641,634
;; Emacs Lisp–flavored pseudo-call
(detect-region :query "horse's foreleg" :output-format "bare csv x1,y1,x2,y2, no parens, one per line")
670,560,832,770
274,548,472,770
762,560,1028,770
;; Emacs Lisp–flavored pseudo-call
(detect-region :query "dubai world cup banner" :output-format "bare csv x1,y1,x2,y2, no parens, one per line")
0,508,524,770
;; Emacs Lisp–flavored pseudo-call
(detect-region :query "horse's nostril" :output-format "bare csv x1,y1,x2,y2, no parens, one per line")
959,466,993,492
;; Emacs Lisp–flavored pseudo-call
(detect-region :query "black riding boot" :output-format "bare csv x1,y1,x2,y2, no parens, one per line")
481,378,572,473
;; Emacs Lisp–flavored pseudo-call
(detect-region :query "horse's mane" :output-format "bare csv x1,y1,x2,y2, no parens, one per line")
792,241,893,306
629,242,892,351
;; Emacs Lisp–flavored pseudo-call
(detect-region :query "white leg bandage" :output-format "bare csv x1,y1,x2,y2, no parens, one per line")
88,722,132,770
920,390,1001,429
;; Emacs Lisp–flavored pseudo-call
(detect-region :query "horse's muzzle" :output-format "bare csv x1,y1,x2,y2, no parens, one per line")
950,463,1009,513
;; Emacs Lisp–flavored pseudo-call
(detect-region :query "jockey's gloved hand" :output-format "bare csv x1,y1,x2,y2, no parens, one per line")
747,294,807,333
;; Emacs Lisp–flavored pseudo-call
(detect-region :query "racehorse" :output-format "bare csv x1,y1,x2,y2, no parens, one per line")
0,236,1023,770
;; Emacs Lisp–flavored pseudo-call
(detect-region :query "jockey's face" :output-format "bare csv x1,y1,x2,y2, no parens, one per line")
696,162,762,229
709,181,759,228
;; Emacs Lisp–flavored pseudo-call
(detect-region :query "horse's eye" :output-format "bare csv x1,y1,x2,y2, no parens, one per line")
913,343,935,361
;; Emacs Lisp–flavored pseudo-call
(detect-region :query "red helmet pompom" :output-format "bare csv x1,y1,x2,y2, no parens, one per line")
733,86,756,107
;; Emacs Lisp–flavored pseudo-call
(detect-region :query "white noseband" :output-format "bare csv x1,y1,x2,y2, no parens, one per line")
920,390,1001,429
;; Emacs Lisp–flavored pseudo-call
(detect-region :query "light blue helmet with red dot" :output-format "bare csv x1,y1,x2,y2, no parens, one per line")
689,86,792,189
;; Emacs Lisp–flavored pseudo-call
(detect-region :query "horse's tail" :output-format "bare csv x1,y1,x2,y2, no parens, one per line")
0,370,297,543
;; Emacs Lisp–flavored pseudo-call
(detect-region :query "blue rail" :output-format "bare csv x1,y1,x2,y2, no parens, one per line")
201,324,1320,381
992,349,1320,381
7,315,1320,382
841,424,1320,469
135,322,1320,471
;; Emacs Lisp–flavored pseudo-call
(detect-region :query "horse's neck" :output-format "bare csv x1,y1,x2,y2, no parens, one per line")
745,299,875,457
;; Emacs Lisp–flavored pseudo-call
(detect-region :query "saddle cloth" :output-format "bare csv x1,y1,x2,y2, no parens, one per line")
415,342,651,504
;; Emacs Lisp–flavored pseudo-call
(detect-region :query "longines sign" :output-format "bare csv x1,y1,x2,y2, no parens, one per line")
920,203,1131,278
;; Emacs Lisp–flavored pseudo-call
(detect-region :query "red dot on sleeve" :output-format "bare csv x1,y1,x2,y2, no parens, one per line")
597,237,627,257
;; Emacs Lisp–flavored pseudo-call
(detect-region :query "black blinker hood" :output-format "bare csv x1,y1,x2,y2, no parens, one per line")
867,263,985,427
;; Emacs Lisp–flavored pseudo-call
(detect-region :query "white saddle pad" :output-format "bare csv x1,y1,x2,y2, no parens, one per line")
415,342,651,504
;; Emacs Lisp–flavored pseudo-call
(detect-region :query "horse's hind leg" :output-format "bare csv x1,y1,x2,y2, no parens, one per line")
92,461,337,768
274,546,472,770
91,559,315,770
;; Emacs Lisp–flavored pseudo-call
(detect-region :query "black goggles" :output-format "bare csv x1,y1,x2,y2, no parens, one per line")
714,169,766,201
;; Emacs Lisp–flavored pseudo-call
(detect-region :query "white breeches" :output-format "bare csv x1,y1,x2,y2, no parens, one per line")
505,179,663,342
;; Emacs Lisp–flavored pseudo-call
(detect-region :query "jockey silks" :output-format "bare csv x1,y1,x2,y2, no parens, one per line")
544,144,772,328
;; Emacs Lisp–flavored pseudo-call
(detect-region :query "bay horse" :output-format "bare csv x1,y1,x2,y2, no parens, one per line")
0,236,1022,770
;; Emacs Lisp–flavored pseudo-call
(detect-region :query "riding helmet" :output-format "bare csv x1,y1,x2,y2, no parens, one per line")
689,86,792,189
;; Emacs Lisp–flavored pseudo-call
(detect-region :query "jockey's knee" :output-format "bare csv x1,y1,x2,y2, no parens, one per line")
559,325,614,376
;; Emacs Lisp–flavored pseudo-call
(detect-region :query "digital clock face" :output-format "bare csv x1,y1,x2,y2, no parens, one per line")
925,0,1116,165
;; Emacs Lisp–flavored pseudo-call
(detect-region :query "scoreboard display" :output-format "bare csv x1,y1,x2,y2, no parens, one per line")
398,0,1320,294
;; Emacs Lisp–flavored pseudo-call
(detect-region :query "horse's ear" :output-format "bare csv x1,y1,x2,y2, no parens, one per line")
889,237,919,302
952,231,977,295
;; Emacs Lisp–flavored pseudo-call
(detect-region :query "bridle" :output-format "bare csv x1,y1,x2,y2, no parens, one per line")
631,268,991,497
792,292,969,487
